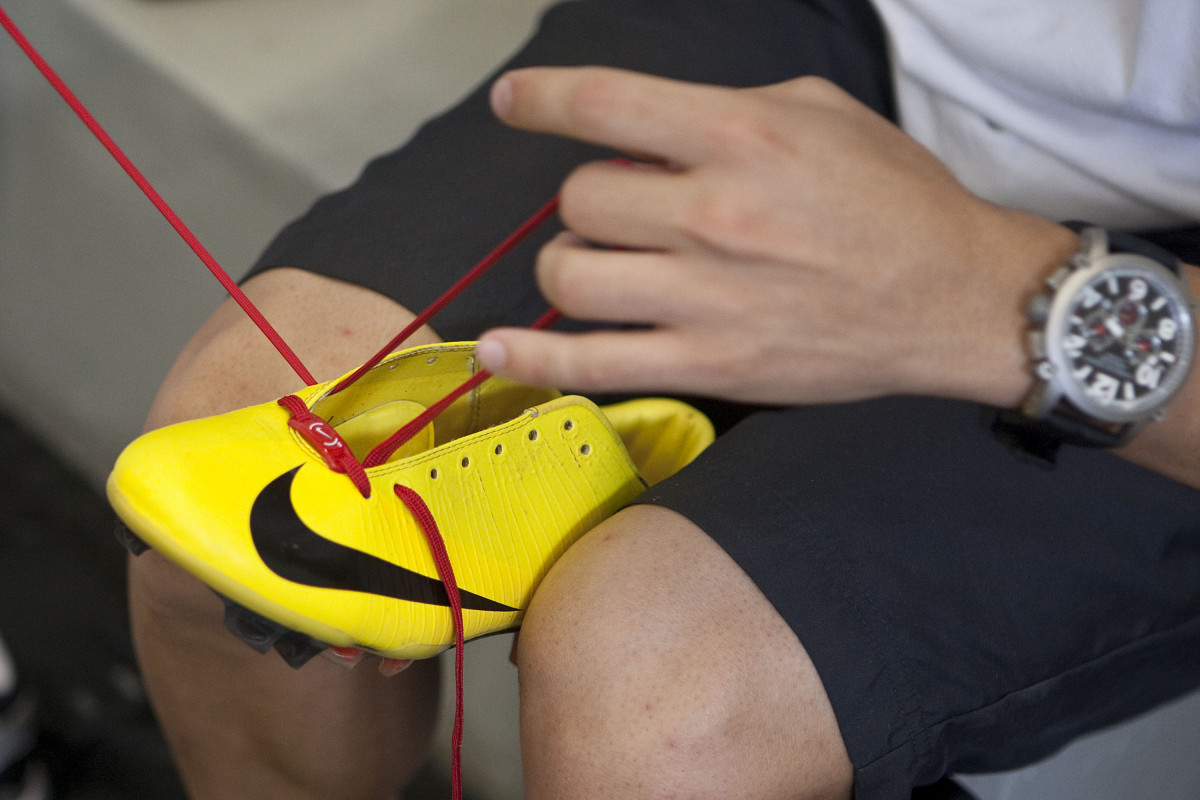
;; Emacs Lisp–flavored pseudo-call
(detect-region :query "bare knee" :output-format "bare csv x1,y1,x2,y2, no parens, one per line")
130,268,431,629
516,505,853,800
126,267,443,661
128,267,435,622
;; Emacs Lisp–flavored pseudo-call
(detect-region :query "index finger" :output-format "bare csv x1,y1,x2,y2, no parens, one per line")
490,66,724,166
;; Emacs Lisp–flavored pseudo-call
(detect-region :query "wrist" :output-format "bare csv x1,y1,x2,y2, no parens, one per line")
918,207,1079,408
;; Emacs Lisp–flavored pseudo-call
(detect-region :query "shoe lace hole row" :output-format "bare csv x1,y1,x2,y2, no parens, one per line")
427,423,550,481
427,439,520,480
580,444,592,455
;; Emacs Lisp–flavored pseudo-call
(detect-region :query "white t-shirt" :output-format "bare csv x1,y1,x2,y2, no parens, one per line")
868,0,1200,230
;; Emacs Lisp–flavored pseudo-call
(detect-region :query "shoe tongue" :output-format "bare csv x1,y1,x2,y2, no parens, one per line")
335,399,435,463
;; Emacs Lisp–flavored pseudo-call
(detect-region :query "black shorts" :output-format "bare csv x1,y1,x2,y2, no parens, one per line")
244,1,1200,797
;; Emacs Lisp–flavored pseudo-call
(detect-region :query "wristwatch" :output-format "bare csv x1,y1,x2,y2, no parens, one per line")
991,224,1197,463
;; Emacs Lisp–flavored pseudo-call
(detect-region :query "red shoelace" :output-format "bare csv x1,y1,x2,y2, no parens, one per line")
0,8,565,799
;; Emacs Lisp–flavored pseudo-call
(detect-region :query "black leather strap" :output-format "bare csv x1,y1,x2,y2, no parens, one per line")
1063,221,1182,273
989,404,1124,466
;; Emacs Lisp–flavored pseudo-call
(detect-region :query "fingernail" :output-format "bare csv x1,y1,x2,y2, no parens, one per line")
378,658,413,677
475,337,508,372
490,76,513,117
322,646,366,670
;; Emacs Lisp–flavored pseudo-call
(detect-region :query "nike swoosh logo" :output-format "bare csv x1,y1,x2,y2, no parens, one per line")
250,467,517,613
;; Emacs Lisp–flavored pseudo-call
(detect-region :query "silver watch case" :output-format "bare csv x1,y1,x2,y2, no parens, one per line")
1024,227,1197,426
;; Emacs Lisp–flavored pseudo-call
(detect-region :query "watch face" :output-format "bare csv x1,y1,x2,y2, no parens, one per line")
1046,255,1196,422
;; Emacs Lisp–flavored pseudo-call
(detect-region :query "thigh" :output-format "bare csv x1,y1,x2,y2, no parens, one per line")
640,396,1200,798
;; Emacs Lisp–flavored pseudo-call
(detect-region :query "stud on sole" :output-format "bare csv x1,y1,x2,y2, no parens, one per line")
112,520,150,555
219,595,330,668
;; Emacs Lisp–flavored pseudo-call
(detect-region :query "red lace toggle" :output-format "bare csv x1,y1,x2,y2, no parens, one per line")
278,395,371,498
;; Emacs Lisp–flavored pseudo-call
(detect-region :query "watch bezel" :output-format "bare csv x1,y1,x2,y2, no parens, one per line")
1037,250,1196,423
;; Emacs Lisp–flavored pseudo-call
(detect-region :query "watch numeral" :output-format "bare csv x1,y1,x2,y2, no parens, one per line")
1087,372,1120,403
1159,318,1178,341
1064,334,1087,357
1128,278,1149,301
1135,363,1163,390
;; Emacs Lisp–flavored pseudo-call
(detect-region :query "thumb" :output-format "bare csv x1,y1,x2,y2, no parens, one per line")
476,328,574,388
477,328,662,393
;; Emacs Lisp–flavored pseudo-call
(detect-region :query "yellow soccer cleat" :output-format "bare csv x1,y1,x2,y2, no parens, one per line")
107,342,713,665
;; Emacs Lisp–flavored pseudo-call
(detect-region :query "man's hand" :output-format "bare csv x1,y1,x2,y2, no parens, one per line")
477,66,1078,407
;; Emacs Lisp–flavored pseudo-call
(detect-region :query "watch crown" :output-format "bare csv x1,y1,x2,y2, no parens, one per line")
1029,331,1046,359
1046,265,1072,290
1027,294,1052,324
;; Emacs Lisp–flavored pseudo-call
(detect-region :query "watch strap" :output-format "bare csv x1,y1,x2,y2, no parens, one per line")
989,405,1125,465
1063,221,1182,273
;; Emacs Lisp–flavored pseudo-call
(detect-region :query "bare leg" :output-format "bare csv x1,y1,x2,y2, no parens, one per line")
128,269,443,800
518,504,854,800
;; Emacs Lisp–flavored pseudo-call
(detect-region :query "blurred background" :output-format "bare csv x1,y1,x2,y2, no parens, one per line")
1,1,1199,798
